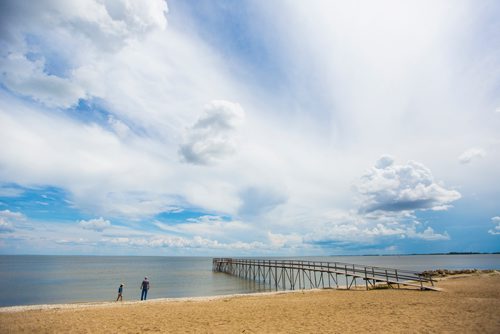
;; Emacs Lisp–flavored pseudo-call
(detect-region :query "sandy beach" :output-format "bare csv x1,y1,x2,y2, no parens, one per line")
1,272,499,333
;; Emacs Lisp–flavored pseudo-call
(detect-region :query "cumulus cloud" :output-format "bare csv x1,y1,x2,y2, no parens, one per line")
0,209,25,221
406,225,449,241
0,54,86,108
179,100,245,165
458,148,486,164
0,210,26,233
0,0,168,108
78,217,111,231
310,156,458,247
0,218,14,233
489,216,500,235
0,0,168,51
375,155,395,169
356,156,461,213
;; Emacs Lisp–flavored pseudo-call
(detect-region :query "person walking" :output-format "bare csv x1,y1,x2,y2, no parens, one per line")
116,283,124,302
140,277,150,300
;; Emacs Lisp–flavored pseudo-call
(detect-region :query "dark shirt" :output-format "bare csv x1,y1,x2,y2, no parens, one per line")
118,286,123,293
141,280,150,290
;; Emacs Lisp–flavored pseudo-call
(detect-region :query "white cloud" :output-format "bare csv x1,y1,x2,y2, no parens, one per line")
458,148,486,164
406,225,449,241
0,209,26,221
1,0,168,50
2,214,273,253
0,53,86,108
356,156,461,213
489,216,500,235
179,100,245,165
78,217,111,231
56,238,96,246
0,218,14,233
0,210,26,233
102,234,268,250
305,217,449,245
101,0,169,33
375,155,395,169
267,232,304,249
0,0,168,108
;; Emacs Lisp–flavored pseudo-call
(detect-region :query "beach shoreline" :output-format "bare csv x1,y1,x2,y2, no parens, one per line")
0,269,487,312
0,289,304,313
1,271,499,333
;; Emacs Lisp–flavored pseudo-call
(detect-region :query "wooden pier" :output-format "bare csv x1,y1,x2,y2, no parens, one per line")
213,258,438,291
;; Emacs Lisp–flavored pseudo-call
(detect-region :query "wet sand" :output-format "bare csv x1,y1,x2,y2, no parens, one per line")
1,272,499,333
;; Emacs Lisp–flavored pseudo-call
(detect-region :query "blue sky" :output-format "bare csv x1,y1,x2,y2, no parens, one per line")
0,0,499,256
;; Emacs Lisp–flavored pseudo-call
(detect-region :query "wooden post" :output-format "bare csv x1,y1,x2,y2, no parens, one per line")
274,261,278,291
328,263,331,288
372,267,376,287
303,267,306,289
345,265,348,289
298,265,302,289
313,262,317,288
353,264,357,288
365,267,369,290
395,270,400,289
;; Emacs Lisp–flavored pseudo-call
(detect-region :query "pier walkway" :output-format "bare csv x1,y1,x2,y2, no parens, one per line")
213,258,438,291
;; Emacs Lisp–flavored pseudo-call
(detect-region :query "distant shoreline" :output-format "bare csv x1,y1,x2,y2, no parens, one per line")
331,252,500,256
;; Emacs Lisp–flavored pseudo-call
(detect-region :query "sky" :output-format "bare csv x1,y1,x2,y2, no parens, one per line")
0,0,499,256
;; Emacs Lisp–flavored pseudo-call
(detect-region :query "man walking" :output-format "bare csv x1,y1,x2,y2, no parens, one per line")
140,277,150,300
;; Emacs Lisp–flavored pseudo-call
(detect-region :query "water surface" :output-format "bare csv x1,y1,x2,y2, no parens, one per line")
1,254,498,307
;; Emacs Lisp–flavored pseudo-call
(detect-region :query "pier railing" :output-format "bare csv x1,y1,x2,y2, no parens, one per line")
213,258,437,291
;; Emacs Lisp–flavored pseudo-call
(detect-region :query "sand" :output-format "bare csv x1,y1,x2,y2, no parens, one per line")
1,272,499,333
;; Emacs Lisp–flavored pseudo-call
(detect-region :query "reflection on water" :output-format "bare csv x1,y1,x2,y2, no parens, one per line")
0,254,498,307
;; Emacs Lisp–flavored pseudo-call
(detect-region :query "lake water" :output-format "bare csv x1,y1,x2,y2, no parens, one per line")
0,254,499,307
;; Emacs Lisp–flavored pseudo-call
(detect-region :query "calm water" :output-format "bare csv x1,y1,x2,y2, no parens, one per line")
0,254,499,307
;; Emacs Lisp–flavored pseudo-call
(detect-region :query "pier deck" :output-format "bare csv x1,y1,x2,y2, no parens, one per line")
213,258,438,291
